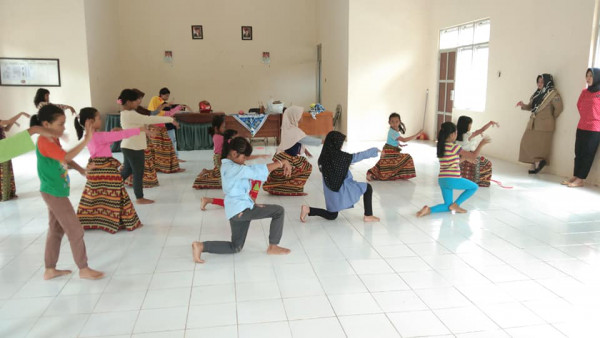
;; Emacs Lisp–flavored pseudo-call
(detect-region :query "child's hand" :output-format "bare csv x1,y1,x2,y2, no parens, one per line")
19,112,31,119
84,119,95,140
68,106,77,115
111,127,122,132
515,101,524,107
305,149,313,158
399,143,408,147
172,120,180,129
140,126,157,137
281,160,292,177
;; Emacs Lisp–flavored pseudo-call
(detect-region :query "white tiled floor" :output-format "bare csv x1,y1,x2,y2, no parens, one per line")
1,140,600,337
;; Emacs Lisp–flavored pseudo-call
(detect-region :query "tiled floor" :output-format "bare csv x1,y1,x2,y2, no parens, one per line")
1,140,600,337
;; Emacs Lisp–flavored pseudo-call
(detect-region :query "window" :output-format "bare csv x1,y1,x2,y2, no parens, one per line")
440,19,490,112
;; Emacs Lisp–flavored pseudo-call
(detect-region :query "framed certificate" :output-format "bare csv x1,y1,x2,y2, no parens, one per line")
0,58,61,86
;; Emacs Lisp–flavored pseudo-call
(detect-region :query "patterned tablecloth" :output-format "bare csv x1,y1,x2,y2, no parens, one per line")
232,114,269,137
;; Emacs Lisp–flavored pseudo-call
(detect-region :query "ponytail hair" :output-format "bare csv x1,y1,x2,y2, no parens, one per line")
437,122,456,158
222,136,252,159
34,88,50,107
209,114,225,135
456,116,472,142
74,107,98,140
118,89,138,105
30,104,65,127
388,112,406,134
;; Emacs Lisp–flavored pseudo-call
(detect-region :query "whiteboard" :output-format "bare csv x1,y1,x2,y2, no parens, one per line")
0,58,61,86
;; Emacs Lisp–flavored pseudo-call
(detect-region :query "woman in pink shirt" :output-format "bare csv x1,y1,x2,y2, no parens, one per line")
563,68,600,187
75,107,149,233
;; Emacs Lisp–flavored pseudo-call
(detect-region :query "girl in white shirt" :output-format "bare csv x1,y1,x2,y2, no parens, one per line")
455,116,497,187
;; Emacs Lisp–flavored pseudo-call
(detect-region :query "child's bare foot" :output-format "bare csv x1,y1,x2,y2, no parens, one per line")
363,215,380,222
199,169,208,175
366,174,374,181
137,198,155,204
416,206,430,217
449,203,467,213
300,205,309,223
200,197,211,211
178,158,187,162
192,242,205,263
267,244,291,255
43,268,71,280
79,267,104,280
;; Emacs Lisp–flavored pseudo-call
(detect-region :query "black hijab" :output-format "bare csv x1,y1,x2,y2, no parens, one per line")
530,74,554,113
587,68,600,93
318,131,353,192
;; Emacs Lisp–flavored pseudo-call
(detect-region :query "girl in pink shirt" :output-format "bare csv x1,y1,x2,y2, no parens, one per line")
193,115,227,189
75,107,149,233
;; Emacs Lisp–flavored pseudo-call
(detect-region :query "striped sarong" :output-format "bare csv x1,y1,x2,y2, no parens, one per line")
148,126,181,173
263,152,312,196
367,144,416,180
460,156,492,187
124,146,159,188
193,154,222,189
0,161,16,201
77,157,142,234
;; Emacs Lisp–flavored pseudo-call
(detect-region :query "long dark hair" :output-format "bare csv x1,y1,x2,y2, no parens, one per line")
209,115,225,135
389,112,406,134
30,104,64,127
456,116,472,142
437,122,456,158
118,89,138,105
34,88,50,107
74,107,98,140
222,136,252,159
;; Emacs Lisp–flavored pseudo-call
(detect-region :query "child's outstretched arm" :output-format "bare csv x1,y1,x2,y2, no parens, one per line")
352,147,379,164
396,129,424,143
470,121,498,140
1,112,30,131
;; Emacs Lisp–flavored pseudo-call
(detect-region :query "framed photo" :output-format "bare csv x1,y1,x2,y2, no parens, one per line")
191,25,203,39
241,26,252,40
0,58,61,86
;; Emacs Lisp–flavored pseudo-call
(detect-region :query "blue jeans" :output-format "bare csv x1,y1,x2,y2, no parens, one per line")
167,128,178,156
430,177,478,213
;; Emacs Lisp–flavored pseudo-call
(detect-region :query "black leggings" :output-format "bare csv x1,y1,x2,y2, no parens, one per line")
574,129,600,179
309,183,373,220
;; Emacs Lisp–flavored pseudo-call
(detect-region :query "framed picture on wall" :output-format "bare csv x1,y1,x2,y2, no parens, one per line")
191,25,203,39
0,58,61,86
241,26,252,40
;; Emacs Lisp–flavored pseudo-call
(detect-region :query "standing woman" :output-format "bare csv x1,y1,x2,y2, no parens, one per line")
263,106,319,196
34,88,76,115
563,68,600,187
516,74,563,174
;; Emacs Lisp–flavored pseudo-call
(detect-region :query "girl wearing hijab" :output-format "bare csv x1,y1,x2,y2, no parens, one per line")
563,68,600,187
263,106,321,196
300,131,380,222
516,74,563,174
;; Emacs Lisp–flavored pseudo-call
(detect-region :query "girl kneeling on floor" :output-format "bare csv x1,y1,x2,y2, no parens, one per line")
192,137,293,263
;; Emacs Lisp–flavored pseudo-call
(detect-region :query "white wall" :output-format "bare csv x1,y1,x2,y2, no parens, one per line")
317,0,349,134
428,0,600,182
0,0,92,146
84,0,120,116
347,0,434,142
116,0,318,114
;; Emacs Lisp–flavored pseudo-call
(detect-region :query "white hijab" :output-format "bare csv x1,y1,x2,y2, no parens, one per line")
276,106,306,153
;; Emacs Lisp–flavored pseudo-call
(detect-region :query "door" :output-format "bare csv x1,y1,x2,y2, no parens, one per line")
436,50,456,134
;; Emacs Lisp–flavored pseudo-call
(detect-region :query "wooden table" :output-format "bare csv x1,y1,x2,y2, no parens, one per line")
298,111,333,137
174,112,282,144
